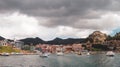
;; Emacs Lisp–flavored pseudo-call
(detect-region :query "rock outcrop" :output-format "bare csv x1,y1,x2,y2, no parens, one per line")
87,31,107,44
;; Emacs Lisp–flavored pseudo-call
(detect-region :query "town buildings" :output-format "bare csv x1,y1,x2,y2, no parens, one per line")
0,39,11,46
35,43,84,53
0,39,24,49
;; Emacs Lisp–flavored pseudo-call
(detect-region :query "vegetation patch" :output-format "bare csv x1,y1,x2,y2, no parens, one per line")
0,46,20,53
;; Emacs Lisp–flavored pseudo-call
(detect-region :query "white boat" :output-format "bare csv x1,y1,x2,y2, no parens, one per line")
87,52,90,56
57,52,64,56
56,46,64,56
106,51,115,57
39,53,49,58
11,52,23,55
1,52,10,56
81,50,90,56
46,52,51,56
77,51,82,55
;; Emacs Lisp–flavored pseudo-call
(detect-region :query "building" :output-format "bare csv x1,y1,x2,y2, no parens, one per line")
0,39,10,46
63,45,73,53
72,44,82,52
14,40,24,49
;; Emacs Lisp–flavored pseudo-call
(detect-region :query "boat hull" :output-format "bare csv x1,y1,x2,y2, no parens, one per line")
1,53,10,56
57,52,64,56
106,51,115,57
106,55,114,57
39,53,49,58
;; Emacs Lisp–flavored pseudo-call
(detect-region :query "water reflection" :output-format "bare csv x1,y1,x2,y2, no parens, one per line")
0,54,120,67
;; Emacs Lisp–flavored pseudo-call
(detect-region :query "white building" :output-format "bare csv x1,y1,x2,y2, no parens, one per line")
14,40,24,49
0,39,8,46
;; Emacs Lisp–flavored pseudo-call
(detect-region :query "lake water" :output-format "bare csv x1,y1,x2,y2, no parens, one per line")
0,54,120,67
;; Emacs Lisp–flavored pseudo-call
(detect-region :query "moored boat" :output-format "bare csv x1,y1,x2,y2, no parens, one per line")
87,52,90,56
57,52,64,56
77,51,82,55
106,51,115,57
39,52,49,58
81,50,90,56
56,46,64,56
1,52,10,56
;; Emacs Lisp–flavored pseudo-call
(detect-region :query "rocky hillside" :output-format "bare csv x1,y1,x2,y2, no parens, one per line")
87,31,107,44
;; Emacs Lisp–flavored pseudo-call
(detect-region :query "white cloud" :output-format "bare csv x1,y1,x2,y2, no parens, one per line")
63,12,120,38
97,12,120,30
57,26,78,36
0,12,60,40
0,12,42,39
0,12,120,40
56,26,94,38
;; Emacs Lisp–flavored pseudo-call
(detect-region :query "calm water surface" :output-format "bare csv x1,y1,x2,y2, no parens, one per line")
0,54,120,67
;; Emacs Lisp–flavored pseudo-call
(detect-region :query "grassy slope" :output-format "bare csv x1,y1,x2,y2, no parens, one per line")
0,46,20,53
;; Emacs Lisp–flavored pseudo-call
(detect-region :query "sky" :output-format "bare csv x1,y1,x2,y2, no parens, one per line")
0,0,120,40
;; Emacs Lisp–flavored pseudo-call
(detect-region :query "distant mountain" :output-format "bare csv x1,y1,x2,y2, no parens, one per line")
7,39,14,42
0,35,86,45
63,38,86,44
19,37,86,45
0,36,5,40
20,37,45,45
0,31,115,45
46,38,86,45
46,38,63,45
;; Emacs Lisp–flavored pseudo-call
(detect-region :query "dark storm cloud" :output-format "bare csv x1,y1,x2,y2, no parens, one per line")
0,0,119,29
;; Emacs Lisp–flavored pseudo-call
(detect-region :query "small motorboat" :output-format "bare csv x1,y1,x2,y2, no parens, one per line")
40,53,49,58
57,52,64,56
1,52,10,56
87,52,90,56
77,52,82,55
56,47,64,56
81,50,90,56
106,51,115,57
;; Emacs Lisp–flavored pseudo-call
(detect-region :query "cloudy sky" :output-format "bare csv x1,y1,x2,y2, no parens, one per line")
0,0,120,40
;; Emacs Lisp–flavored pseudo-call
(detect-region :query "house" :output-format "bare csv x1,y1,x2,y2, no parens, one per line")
14,40,24,49
72,44,82,52
0,39,9,46
63,45,73,53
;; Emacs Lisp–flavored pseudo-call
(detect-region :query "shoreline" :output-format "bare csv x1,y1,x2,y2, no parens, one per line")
0,51,119,56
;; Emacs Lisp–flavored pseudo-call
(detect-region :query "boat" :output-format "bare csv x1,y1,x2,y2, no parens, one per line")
11,52,24,55
86,52,90,56
57,52,64,56
39,52,49,58
106,51,115,57
1,52,10,56
81,50,90,56
77,51,82,55
56,47,64,56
